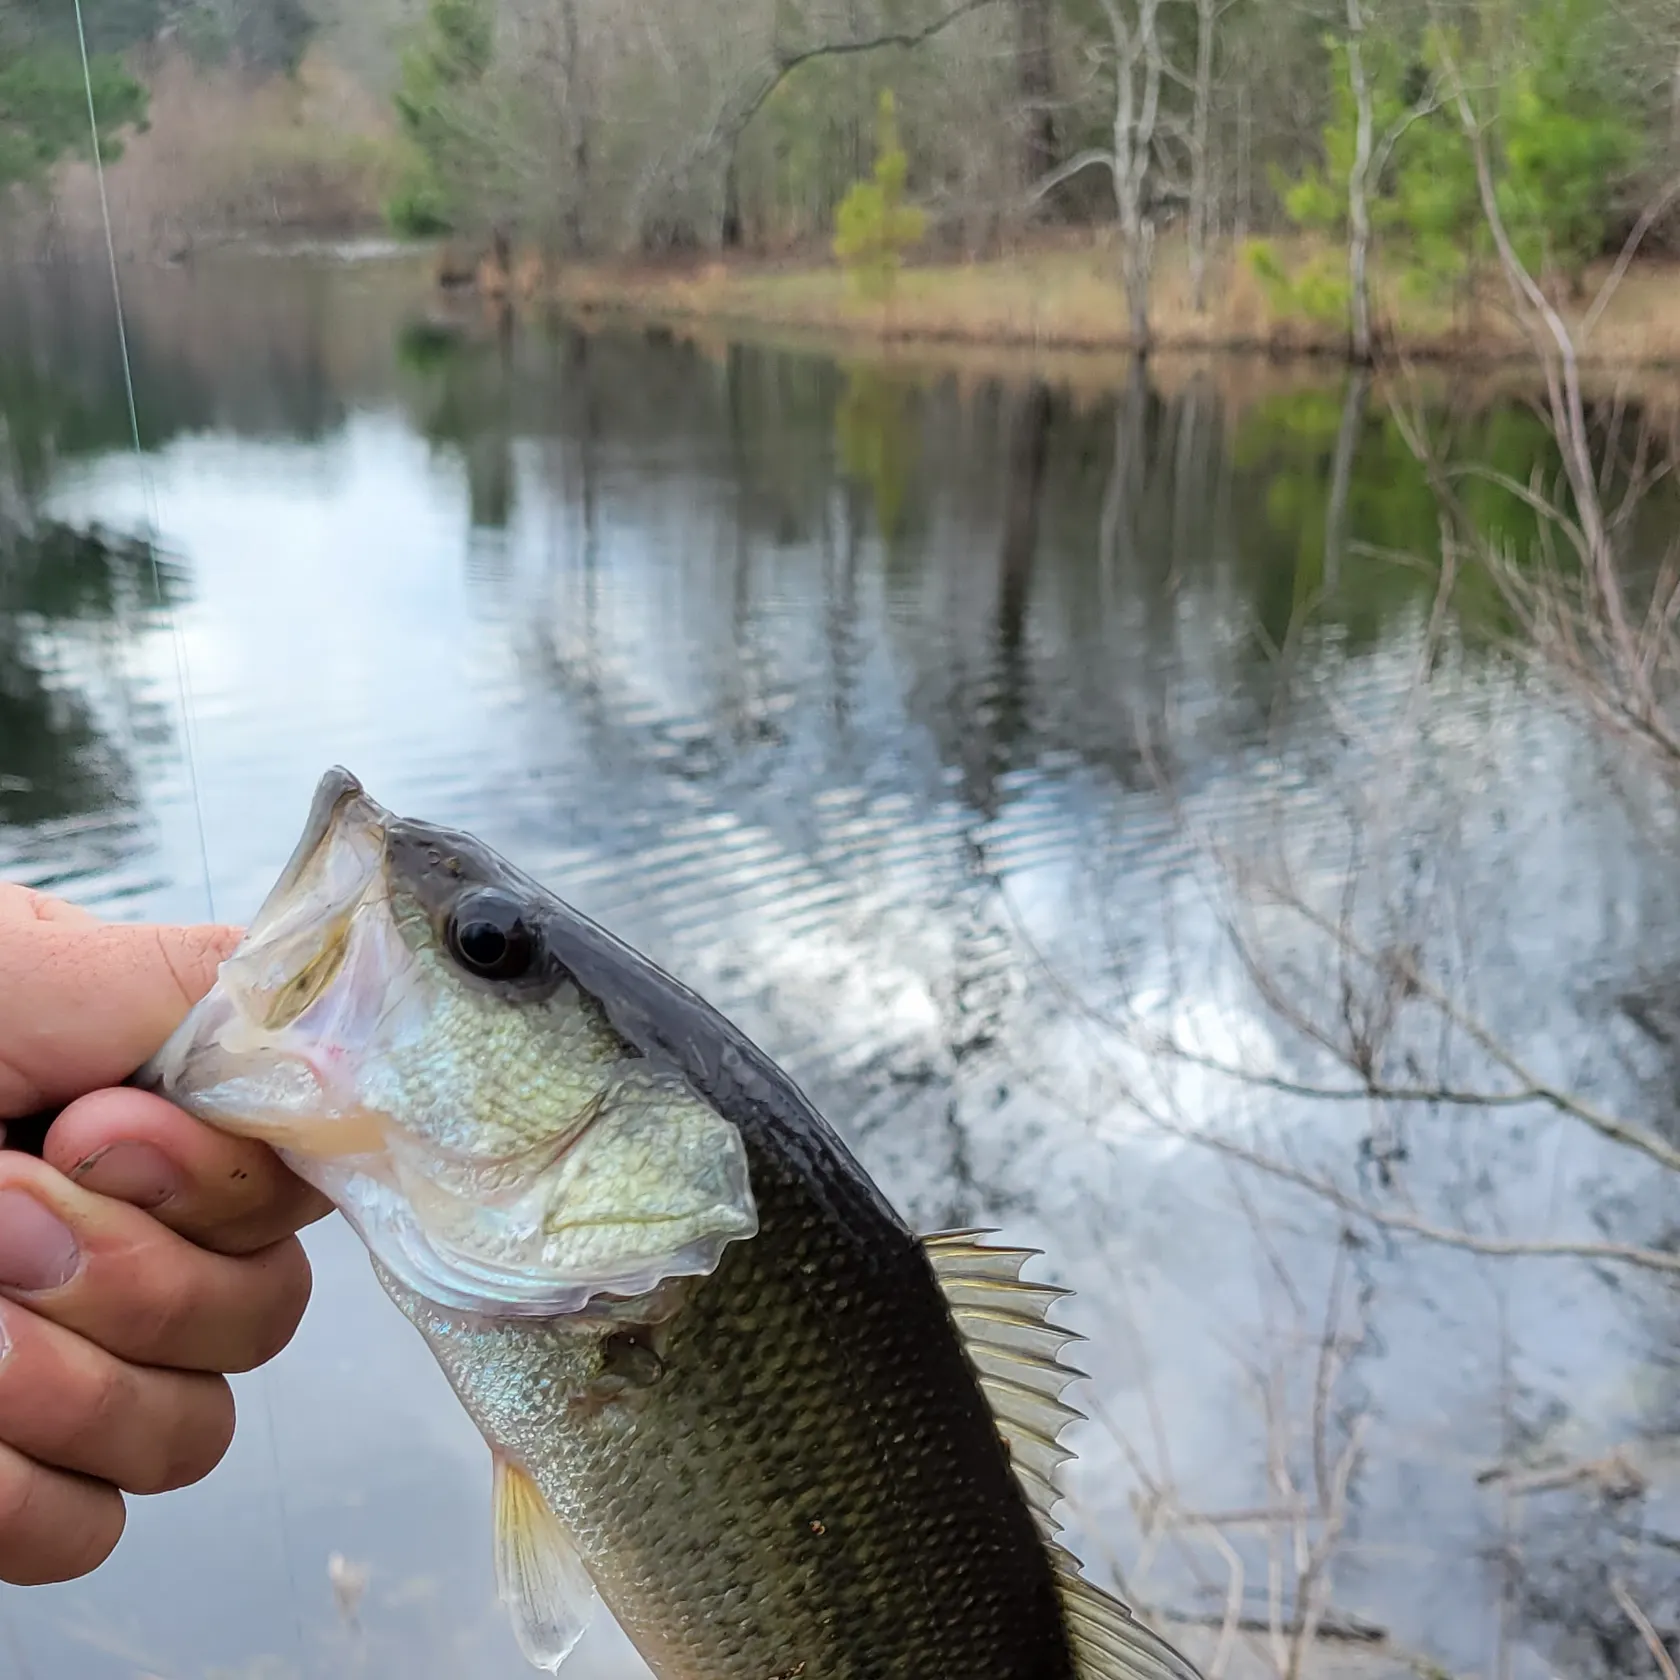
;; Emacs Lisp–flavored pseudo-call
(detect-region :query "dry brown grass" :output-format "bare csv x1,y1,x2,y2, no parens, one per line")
540,228,1680,370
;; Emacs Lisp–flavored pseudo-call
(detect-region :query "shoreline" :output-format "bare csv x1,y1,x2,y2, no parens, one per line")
15,217,1680,372
519,234,1680,372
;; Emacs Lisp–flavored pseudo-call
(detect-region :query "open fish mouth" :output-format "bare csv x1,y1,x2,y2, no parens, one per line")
143,768,399,1157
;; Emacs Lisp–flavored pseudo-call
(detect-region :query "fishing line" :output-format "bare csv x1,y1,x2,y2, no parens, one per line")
70,0,216,922
70,9,308,1674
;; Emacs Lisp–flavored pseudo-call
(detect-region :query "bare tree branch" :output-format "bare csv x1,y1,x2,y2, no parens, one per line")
1581,172,1680,343
1030,146,1119,199
1610,1579,1680,1680
717,0,1004,155
1253,887,1680,1176
1149,1118,1680,1276
1137,1032,1577,1112
1431,22,1652,704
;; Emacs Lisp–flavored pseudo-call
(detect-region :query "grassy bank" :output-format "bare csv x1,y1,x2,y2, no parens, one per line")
536,231,1680,367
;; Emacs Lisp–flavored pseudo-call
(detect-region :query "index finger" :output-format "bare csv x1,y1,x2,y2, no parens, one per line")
0,889,243,1114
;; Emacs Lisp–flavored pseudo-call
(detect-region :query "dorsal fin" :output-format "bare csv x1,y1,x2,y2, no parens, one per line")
923,1229,1206,1680
922,1228,1085,1541
1051,1560,1205,1680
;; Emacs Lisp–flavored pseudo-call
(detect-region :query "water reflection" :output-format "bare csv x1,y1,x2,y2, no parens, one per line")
0,249,1677,1680
0,516,187,830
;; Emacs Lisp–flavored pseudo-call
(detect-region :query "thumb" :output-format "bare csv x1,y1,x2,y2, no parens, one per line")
0,913,243,1116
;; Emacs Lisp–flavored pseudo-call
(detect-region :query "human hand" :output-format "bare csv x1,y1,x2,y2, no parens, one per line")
0,884,331,1584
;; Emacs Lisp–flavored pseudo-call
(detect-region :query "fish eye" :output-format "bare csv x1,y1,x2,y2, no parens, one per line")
446,889,538,981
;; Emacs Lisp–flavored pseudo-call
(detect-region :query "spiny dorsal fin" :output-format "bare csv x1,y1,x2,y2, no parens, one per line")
923,1230,1207,1680
923,1228,1085,1541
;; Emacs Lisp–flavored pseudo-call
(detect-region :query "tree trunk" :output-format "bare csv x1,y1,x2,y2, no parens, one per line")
721,150,743,249
1103,0,1163,353
560,0,589,252
1344,0,1375,364
1014,0,1059,207
1122,218,1155,348
1187,0,1218,312
1672,44,1680,151
1236,81,1251,241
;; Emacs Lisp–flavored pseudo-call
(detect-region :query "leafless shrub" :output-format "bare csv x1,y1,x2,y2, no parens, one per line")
45,48,398,261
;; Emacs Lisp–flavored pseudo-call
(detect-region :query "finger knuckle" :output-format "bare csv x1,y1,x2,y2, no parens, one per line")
62,1357,149,1477
99,1217,242,1367
121,1246,206,1358
65,1361,193,1502
0,1450,40,1537
153,924,238,1015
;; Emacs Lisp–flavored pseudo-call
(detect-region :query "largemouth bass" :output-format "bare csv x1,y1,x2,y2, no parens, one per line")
143,768,1202,1680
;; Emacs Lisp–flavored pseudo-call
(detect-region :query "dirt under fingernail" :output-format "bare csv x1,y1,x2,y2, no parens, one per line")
71,1140,181,1210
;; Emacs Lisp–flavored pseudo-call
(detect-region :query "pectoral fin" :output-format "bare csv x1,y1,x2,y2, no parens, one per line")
492,1455,596,1673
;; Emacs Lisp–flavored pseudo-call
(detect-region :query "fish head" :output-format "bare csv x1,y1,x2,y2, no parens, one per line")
143,768,758,1317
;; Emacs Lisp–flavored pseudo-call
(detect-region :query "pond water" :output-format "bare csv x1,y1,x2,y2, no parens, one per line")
1,247,1677,1680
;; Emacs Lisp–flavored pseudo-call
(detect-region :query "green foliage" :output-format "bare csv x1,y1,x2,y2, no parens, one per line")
385,0,496,238
1273,35,1411,240
386,168,454,237
1243,238,1286,289
1488,0,1639,286
1384,73,1482,298
1245,237,1350,325
1263,1,1647,327
832,90,924,302
0,38,146,196
1266,27,1475,312
396,318,467,374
